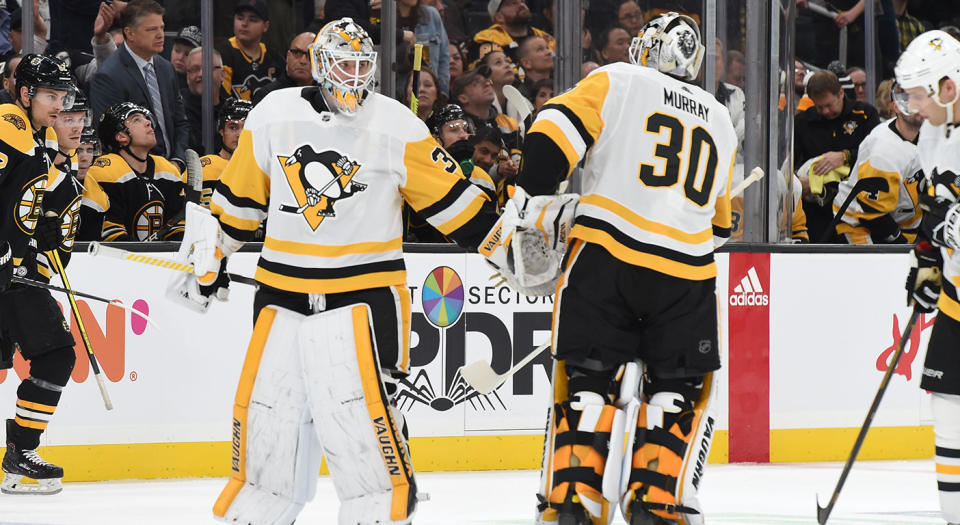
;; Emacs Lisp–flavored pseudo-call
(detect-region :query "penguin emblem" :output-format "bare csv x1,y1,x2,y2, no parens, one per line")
278,146,367,231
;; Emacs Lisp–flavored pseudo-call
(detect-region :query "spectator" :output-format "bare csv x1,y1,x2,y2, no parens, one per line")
449,41,465,83
0,56,21,105
422,0,468,44
581,60,600,77
218,0,283,101
875,78,896,120
472,0,555,65
726,49,746,90
893,0,926,51
795,60,814,112
470,124,511,208
90,0,190,169
530,77,552,114
794,70,880,242
0,9,12,57
482,47,516,117
402,65,443,122
616,0,644,37
828,60,857,100
397,0,450,95
323,0,417,47
9,7,48,55
451,68,521,179
171,26,201,92
847,66,867,102
74,0,122,90
181,47,227,154
251,32,317,105
516,34,553,90
593,25,631,65
49,0,126,54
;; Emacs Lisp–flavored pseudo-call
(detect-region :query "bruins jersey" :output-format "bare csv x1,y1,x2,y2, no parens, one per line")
80,154,186,241
199,153,229,209
917,120,960,323
210,86,496,294
0,103,58,272
518,63,737,281
406,160,496,242
36,153,82,280
834,119,923,244
218,37,283,101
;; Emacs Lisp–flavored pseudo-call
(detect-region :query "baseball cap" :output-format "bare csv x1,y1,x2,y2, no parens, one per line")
487,0,502,20
234,0,269,21
175,26,201,48
451,67,491,103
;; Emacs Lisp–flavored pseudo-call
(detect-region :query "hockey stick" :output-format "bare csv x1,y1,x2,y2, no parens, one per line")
502,84,533,127
460,340,551,394
816,177,886,243
732,167,765,198
146,149,203,242
815,306,921,524
47,248,114,410
87,242,258,287
409,43,423,115
278,166,355,215
10,275,160,331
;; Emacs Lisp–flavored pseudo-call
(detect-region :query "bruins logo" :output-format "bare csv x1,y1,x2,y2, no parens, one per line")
15,175,46,235
277,146,366,231
94,157,111,168
133,201,165,241
59,197,82,251
3,113,25,131
200,157,212,167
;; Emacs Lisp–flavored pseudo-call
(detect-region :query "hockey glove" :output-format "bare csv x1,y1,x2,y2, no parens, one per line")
0,241,11,293
906,240,942,313
34,212,63,252
919,194,960,250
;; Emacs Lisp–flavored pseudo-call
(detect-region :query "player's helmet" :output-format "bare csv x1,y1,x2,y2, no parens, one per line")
629,12,704,81
14,54,76,109
426,104,474,137
309,18,378,115
895,31,960,110
98,102,152,154
217,98,253,130
80,125,101,156
62,89,93,126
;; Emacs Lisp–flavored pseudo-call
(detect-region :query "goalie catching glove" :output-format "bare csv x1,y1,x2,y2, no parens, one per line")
478,187,579,296
166,202,242,312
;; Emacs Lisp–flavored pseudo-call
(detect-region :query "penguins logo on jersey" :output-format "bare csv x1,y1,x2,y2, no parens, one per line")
278,146,367,231
231,71,277,100
930,38,943,51
842,120,858,135
15,175,47,234
133,201,165,240
3,113,25,131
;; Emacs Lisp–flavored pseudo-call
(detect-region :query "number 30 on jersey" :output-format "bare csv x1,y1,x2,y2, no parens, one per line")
638,112,719,207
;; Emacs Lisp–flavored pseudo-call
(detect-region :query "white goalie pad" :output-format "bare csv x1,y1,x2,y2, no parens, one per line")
299,303,417,525
479,187,579,296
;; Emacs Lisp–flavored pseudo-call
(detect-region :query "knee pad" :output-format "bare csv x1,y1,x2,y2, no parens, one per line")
537,360,641,525
933,393,960,523
214,306,324,525
620,372,717,525
28,346,76,386
299,303,417,525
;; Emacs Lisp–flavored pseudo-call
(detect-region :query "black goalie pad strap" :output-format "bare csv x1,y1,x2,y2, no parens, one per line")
555,430,611,459
552,466,604,491
629,468,677,494
644,427,688,458
634,500,701,515
567,375,613,397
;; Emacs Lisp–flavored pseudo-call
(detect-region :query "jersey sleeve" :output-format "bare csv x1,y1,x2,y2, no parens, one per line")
399,136,497,249
210,128,270,242
517,71,609,196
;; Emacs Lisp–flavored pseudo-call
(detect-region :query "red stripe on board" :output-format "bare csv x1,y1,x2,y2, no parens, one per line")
727,252,770,462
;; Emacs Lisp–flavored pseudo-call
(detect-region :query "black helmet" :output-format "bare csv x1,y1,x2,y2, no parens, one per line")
80,125,97,145
426,104,473,137
218,98,253,130
14,54,76,108
63,89,91,122
98,102,152,153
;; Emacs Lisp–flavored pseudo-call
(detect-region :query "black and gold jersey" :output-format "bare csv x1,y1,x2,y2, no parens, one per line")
210,86,497,294
36,153,82,281
218,37,283,101
80,153,186,241
517,64,738,281
0,103,58,271
199,153,229,209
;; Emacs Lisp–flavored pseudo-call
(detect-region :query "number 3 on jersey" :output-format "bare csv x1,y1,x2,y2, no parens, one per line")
638,112,718,207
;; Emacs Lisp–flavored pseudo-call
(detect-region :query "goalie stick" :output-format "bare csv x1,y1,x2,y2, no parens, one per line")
88,242,258,287
146,149,203,241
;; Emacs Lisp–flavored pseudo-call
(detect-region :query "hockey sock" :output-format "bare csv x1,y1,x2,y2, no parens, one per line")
933,393,960,523
11,346,75,449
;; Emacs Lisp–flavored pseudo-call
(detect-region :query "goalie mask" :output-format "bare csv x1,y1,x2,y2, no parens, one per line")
896,30,960,118
629,12,704,81
310,18,378,115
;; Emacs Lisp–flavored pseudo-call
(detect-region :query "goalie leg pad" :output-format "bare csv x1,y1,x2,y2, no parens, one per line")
932,393,960,523
299,303,417,525
214,306,324,525
537,362,640,525
620,373,717,525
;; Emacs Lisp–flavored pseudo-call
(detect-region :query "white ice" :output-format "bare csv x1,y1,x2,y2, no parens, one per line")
0,460,945,524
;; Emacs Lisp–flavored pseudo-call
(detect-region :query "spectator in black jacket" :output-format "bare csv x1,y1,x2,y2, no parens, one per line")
324,0,416,47
251,32,316,105
181,47,228,154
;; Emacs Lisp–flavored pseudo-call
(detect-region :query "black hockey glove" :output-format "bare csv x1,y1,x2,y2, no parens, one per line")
906,240,942,313
34,213,63,252
446,139,476,176
919,194,960,249
0,241,11,293
198,257,230,301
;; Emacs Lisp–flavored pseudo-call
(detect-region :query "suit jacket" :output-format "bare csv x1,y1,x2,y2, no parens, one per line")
91,44,189,165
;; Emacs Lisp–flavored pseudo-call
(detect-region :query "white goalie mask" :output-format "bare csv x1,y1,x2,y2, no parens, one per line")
310,18,378,115
629,12,705,81
895,30,960,117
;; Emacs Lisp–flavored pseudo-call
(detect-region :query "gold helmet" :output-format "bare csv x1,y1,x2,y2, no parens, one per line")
309,18,378,115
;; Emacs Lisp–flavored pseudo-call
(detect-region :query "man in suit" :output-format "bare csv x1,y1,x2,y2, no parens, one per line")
90,0,189,170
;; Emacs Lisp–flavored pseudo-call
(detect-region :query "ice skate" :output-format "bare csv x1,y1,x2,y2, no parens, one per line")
2,422,63,495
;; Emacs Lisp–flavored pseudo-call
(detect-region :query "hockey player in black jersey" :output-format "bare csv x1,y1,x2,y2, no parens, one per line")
0,54,78,495
79,102,186,241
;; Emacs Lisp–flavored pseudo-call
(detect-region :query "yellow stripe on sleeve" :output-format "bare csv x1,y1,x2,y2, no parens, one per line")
216,129,270,211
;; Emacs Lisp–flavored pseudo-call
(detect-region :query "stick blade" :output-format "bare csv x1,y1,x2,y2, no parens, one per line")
459,360,503,395
815,495,830,524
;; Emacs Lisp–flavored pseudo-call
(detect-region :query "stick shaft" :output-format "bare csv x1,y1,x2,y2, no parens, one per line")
410,43,423,114
88,242,257,287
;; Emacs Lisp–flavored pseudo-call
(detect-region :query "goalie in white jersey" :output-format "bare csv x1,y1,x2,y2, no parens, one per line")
169,18,498,525
481,13,736,525
897,30,960,525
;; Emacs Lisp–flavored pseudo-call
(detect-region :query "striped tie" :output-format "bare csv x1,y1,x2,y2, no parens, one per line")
143,62,170,156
